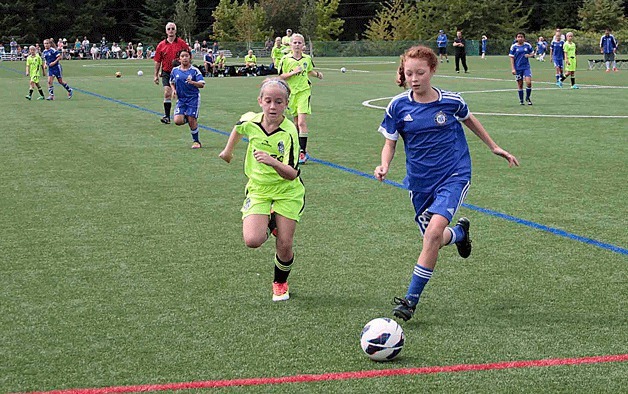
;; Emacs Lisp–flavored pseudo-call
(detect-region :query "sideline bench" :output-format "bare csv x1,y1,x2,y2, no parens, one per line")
588,58,627,70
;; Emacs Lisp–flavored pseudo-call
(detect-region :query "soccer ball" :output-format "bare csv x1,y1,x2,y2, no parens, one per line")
115,71,121,78
137,70,144,76
340,67,347,73
360,317,405,361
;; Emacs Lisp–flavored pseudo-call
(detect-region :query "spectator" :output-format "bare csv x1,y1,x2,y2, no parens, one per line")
111,42,121,59
481,35,487,59
600,28,618,72
436,30,449,63
90,43,100,60
203,49,215,77
101,35,107,48
101,44,110,59
82,36,90,54
10,38,18,61
193,40,201,54
212,41,219,54
136,42,144,59
453,30,468,73
281,29,293,54
0,42,5,57
201,40,208,53
244,49,257,76
215,50,226,77
126,42,135,59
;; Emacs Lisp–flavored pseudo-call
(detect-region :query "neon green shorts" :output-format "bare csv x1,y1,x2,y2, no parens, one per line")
288,89,311,117
30,75,40,84
241,178,305,222
565,57,576,72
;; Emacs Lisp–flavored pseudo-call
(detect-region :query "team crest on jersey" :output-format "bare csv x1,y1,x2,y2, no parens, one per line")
243,197,251,211
277,141,285,155
435,111,447,125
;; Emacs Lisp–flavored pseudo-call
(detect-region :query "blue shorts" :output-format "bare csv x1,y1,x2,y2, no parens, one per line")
553,58,564,69
174,97,200,118
410,176,470,236
515,68,532,80
48,65,62,78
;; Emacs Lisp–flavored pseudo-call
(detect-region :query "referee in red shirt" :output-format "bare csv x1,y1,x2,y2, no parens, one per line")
154,22,190,124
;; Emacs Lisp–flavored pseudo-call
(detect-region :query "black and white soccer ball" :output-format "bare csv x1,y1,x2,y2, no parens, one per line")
360,317,405,361
340,67,346,73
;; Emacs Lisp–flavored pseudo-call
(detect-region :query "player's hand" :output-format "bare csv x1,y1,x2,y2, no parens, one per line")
153,76,159,85
253,150,276,165
219,150,233,163
492,147,519,167
374,165,388,181
293,66,302,75
316,71,323,79
511,69,516,75
186,75,192,83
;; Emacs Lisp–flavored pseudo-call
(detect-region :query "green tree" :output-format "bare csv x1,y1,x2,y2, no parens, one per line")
315,0,344,40
259,0,304,37
300,0,318,41
67,0,116,41
136,0,174,43
579,0,626,31
0,1,37,42
363,1,395,40
211,0,240,41
236,1,272,43
174,0,198,44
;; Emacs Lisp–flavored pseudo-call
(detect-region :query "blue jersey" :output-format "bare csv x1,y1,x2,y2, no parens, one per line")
536,41,547,54
437,33,448,48
379,88,471,192
204,53,214,63
551,40,564,60
509,42,534,71
42,48,60,66
481,39,487,52
170,66,205,100
600,34,617,53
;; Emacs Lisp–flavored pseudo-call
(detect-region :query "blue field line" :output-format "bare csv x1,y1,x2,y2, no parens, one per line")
3,63,625,256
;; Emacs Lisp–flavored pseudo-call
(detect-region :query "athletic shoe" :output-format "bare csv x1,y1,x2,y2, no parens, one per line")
526,99,533,106
606,69,610,73
268,211,278,237
456,70,460,73
613,67,618,72
571,85,580,89
37,96,45,100
446,59,449,63
191,141,202,149
160,116,170,124
520,101,524,105
392,297,416,321
25,95,31,100
68,89,73,99
298,151,309,164
556,81,563,88
46,95,54,100
454,217,472,258
272,281,289,301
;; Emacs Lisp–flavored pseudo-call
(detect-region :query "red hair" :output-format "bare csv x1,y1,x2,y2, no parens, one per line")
396,46,438,88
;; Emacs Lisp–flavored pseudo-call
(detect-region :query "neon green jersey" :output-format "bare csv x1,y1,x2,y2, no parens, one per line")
26,54,43,76
244,54,256,64
564,41,576,58
278,53,314,94
271,47,283,64
236,112,300,185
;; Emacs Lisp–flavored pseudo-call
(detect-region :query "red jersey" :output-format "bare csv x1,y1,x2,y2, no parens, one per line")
154,37,190,73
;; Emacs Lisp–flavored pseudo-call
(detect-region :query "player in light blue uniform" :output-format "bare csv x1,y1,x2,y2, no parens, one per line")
374,46,519,322
42,39,73,100
436,30,449,63
170,48,205,148
549,32,566,87
509,32,535,105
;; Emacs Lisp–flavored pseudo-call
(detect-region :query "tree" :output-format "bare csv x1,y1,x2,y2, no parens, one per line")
315,0,344,40
364,7,392,41
0,1,38,42
211,0,240,41
136,0,174,43
579,0,626,31
259,0,304,37
300,0,318,41
235,1,272,43
174,0,198,44
67,0,117,41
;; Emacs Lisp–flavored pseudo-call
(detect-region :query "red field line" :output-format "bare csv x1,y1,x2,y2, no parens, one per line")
23,354,628,394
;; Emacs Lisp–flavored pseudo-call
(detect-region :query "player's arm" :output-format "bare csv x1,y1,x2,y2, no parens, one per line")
25,61,29,76
154,58,162,85
219,127,243,163
374,138,397,181
509,55,516,74
462,114,519,167
253,150,299,180
51,53,61,67
308,70,323,79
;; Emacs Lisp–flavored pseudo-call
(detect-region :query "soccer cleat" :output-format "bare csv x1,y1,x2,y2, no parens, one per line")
613,67,618,72
298,151,309,164
46,95,54,100
191,141,202,149
392,297,416,321
454,217,472,258
519,101,525,105
268,211,278,237
68,89,73,99
556,81,563,88
526,99,533,106
272,281,289,301
160,116,171,124
37,96,45,100
605,69,610,73
25,95,31,100
571,85,580,89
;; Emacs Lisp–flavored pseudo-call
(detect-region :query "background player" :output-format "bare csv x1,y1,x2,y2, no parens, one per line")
600,28,618,72
563,32,579,89
154,22,190,124
509,32,535,105
25,46,46,100
436,30,449,63
549,31,566,87
278,33,323,164
169,49,205,149
536,36,547,62
219,78,305,302
374,45,519,322
42,39,73,100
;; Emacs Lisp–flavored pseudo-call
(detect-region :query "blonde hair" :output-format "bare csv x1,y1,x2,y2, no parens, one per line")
260,78,291,99
291,33,305,43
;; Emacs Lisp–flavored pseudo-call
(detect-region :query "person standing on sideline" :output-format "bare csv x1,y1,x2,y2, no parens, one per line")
436,30,449,63
170,49,205,149
549,30,566,87
278,33,323,164
453,30,468,73
481,35,488,59
42,39,73,100
509,32,535,105
600,28,618,72
219,78,305,302
154,22,190,124
563,32,579,88
281,29,293,54
25,46,46,100
374,45,519,322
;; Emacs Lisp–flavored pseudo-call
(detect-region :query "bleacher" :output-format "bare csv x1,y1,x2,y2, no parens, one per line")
587,59,627,70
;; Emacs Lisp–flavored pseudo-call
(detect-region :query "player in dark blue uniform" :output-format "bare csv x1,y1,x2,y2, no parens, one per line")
509,32,535,105
169,49,205,149
42,39,73,100
549,32,567,87
374,46,519,322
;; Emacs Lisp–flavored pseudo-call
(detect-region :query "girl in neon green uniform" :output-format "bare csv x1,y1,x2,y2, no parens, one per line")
563,32,579,89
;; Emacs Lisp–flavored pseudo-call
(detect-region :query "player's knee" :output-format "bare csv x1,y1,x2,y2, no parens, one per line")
244,233,266,249
275,236,293,255
423,225,444,246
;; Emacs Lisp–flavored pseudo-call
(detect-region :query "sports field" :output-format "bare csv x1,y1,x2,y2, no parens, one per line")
1,54,627,393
